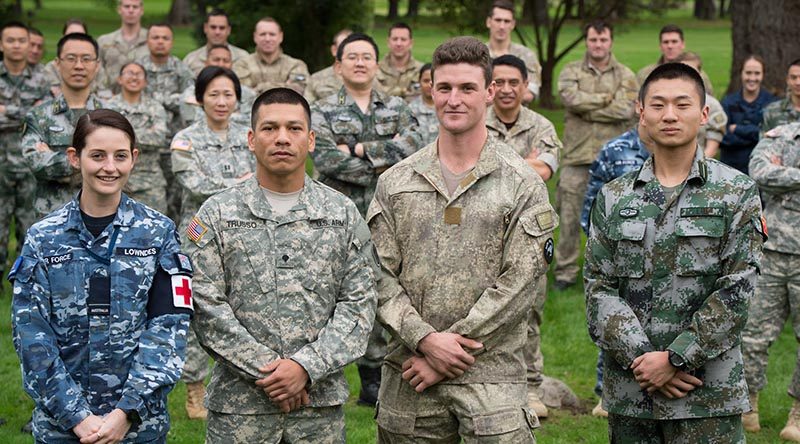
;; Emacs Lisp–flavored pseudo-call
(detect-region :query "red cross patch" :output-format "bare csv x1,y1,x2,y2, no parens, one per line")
172,275,194,310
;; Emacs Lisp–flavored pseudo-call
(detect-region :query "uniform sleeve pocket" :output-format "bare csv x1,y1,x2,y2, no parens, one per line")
472,408,523,436
376,403,416,435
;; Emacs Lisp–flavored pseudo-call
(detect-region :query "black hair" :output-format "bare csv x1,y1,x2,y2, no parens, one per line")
250,87,311,129
195,66,242,103
72,109,136,154
488,0,515,17
389,22,412,39
119,61,146,79
206,8,230,25
492,54,527,81
207,43,231,56
789,58,800,71
29,27,43,37
147,22,173,34
584,20,613,40
639,62,706,107
419,62,432,80
336,32,379,62
659,24,684,41
62,18,87,35
1,21,28,35
57,32,98,58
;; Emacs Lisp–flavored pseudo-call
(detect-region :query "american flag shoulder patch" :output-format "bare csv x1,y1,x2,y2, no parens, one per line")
187,217,208,243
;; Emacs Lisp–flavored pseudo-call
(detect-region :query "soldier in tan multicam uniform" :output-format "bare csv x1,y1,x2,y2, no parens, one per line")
182,8,250,76
376,23,423,101
485,0,542,102
484,54,562,419
370,37,555,443
554,20,638,290
311,33,422,408
0,21,51,279
635,24,714,96
743,122,800,441
106,62,169,213
96,0,149,94
305,29,352,104
187,88,377,444
233,17,309,96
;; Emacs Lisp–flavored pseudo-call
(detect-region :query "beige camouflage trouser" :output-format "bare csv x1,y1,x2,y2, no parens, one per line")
206,406,345,444
554,164,590,284
524,276,547,390
742,249,800,398
376,367,538,443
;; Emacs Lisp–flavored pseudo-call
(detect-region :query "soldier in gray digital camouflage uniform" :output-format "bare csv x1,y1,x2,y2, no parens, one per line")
96,0,149,93
369,36,555,443
182,8,250,76
310,33,422,406
22,33,105,218
742,121,800,441
171,66,255,420
187,88,376,444
305,29,352,104
485,54,562,419
0,22,51,280
406,63,438,146
585,63,763,444
106,62,169,213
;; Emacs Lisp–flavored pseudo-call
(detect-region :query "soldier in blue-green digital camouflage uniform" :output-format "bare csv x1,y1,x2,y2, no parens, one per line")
21,33,106,218
742,122,800,441
585,63,764,443
0,21,52,279
11,192,192,443
310,32,422,407
761,59,800,133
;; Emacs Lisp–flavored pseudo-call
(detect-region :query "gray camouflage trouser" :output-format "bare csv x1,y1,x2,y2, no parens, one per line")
206,406,345,444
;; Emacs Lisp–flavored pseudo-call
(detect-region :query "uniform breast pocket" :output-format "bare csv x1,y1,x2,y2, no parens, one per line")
609,220,646,278
374,114,399,137
224,237,275,309
331,117,363,143
47,257,86,331
675,214,725,276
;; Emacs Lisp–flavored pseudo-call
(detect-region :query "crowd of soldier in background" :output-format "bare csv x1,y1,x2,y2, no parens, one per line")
4,0,800,441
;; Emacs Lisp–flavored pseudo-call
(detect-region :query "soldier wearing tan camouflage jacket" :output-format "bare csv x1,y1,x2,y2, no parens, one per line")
183,9,250,76
106,62,169,214
585,63,762,443
485,0,542,101
370,36,555,443
305,29,352,104
96,0,149,93
743,122,800,441
233,17,309,95
554,20,638,290
635,24,714,96
0,21,51,280
311,32,421,408
376,23,423,101
187,88,376,444
22,33,105,218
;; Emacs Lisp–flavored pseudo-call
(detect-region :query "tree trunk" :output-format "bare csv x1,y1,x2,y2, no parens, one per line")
729,0,800,96
718,0,726,18
167,0,192,25
406,0,420,18
694,0,716,20
523,0,549,26
387,0,399,20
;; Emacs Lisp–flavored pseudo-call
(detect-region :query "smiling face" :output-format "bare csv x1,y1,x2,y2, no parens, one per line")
68,126,138,200
640,77,708,150
336,39,378,89
249,102,314,183
740,58,764,95
201,75,237,127
118,63,146,94
432,62,494,136
254,20,283,57
56,39,99,91
492,64,527,114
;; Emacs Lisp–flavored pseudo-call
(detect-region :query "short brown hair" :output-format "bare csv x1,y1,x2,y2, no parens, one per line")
584,20,613,39
488,0,514,17
659,24,684,41
432,36,492,87
73,109,136,154
676,51,703,70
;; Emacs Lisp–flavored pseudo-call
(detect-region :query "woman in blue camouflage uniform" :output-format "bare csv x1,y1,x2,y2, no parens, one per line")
11,109,193,444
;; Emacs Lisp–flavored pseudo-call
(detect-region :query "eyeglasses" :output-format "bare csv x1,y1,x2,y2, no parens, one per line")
344,53,375,63
121,71,145,79
59,55,98,66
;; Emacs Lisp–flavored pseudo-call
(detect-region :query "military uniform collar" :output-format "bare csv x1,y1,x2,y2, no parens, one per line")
634,145,706,187
52,93,104,114
0,60,33,78
141,54,179,70
486,106,536,136
110,26,148,45
411,134,500,201
65,191,137,233
257,48,284,65
242,175,325,222
336,86,387,109
582,53,619,74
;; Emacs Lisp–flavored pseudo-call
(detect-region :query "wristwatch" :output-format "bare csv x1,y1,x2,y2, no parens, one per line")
348,142,359,158
668,350,687,371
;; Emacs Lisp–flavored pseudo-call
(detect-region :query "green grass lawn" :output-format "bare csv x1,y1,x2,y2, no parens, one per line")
2,1,795,443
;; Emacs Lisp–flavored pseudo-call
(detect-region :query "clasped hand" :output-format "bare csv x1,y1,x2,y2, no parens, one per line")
401,332,483,392
631,351,702,399
74,409,131,444
256,359,310,413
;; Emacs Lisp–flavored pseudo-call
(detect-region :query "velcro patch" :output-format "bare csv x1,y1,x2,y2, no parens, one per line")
176,253,193,273
535,210,555,230
680,207,723,217
171,139,192,151
44,252,73,265
7,257,23,282
187,217,208,243
116,247,159,257
444,207,462,225
171,275,194,310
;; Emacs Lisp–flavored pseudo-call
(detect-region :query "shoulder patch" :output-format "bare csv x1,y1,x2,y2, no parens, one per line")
753,215,768,242
176,253,193,273
171,139,192,151
535,210,555,230
7,256,23,282
171,275,194,310
543,238,554,264
186,217,208,243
